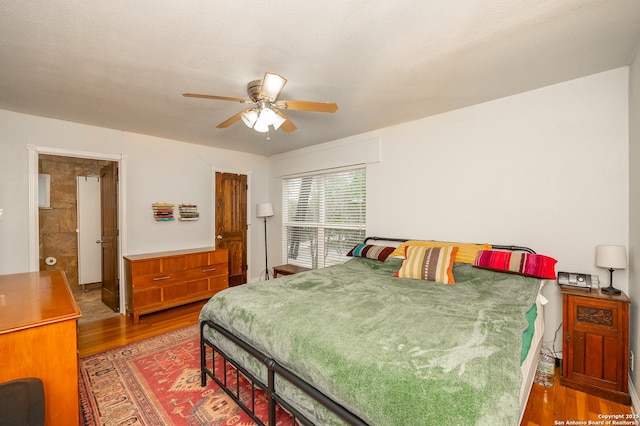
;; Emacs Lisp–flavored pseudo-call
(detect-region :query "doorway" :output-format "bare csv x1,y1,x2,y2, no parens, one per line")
38,154,120,320
77,174,101,291
215,171,249,286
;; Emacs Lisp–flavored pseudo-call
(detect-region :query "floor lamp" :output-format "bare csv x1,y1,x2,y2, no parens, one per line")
256,203,274,280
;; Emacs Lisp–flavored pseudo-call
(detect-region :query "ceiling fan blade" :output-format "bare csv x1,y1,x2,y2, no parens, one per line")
276,100,338,113
259,72,287,101
183,93,252,103
216,109,251,128
275,110,297,132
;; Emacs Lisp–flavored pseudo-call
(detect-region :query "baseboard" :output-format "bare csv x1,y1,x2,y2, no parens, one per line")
630,374,639,414
629,375,640,414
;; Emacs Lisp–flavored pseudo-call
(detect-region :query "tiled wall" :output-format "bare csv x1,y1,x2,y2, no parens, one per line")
39,154,111,287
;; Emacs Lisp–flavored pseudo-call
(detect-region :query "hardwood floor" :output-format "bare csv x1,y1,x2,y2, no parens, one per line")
78,299,207,357
78,302,634,424
521,368,633,425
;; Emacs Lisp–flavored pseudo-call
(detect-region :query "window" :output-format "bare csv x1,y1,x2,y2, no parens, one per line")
282,166,366,269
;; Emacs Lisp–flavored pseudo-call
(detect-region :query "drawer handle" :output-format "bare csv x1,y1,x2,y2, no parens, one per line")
201,268,216,273
153,276,171,281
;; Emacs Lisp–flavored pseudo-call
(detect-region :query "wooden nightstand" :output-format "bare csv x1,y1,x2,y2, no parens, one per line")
559,286,631,405
272,264,311,278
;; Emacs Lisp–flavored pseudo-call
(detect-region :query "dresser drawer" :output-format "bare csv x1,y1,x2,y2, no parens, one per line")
164,279,211,302
161,255,187,272
210,250,228,264
131,271,184,290
186,278,210,295
185,251,213,268
130,256,186,275
210,275,229,291
133,287,163,307
130,258,162,275
185,262,228,280
163,282,189,302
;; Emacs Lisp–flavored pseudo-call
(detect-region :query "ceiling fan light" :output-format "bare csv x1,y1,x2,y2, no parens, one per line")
272,113,286,130
259,107,278,125
253,114,270,132
241,109,258,128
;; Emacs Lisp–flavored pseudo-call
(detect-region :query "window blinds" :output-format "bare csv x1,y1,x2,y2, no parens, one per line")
282,166,366,269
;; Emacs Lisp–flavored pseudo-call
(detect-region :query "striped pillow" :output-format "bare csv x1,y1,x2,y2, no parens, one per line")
389,240,491,264
395,246,458,284
473,250,557,279
347,244,395,262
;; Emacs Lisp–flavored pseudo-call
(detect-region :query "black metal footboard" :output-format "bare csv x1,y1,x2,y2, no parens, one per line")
200,320,368,426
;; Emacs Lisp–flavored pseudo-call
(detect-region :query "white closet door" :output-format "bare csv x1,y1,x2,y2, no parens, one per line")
77,176,102,285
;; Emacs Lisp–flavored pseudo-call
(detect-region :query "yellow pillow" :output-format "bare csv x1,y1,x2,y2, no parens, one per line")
390,240,492,264
395,246,458,284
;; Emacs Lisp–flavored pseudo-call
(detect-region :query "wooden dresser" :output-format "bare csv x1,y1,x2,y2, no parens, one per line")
0,270,82,426
124,247,228,324
560,286,631,405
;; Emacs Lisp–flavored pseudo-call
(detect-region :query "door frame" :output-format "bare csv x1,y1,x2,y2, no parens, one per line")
27,145,128,315
212,167,253,281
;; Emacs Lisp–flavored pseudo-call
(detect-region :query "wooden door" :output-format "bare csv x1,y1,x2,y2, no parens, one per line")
215,172,247,286
100,163,119,311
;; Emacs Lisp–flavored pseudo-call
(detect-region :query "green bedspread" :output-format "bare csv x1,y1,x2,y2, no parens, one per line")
199,257,541,425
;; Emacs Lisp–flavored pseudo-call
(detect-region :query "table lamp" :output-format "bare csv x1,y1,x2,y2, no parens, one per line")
595,245,626,295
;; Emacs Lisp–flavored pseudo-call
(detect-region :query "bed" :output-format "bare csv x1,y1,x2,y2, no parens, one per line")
199,237,554,425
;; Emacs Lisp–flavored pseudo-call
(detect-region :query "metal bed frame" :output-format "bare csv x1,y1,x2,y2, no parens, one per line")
200,320,368,426
363,237,535,254
199,237,536,426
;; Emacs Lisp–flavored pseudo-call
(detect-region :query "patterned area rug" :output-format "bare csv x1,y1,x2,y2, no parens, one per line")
79,324,292,425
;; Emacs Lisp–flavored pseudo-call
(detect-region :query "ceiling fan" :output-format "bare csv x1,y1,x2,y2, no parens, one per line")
183,72,338,138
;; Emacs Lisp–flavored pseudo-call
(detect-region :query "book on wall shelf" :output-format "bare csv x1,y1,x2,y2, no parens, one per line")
152,202,175,221
179,203,199,221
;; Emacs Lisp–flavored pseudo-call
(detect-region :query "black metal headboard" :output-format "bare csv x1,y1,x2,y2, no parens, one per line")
363,236,536,254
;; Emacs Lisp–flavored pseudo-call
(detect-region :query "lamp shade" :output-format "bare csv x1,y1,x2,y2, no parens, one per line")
596,245,627,269
259,107,277,124
253,109,271,132
253,120,269,133
256,202,274,218
271,112,286,130
241,109,258,128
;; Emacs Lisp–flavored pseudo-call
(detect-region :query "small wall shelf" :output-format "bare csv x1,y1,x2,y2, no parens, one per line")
152,203,175,221
179,204,199,221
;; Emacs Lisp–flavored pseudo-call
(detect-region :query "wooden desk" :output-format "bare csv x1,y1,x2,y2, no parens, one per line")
273,264,311,278
0,270,82,425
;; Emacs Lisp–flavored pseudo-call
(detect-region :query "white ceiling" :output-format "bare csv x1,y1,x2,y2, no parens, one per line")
1,1,640,156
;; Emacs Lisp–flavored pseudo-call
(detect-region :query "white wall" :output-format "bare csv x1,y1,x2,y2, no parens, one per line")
0,109,270,282
269,67,630,357
628,46,640,405
0,66,632,373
